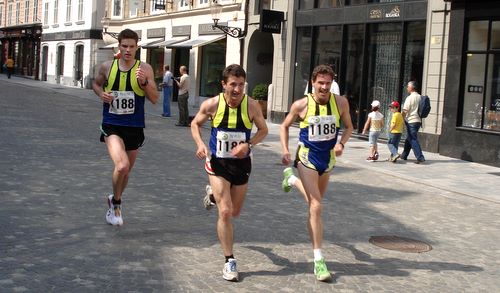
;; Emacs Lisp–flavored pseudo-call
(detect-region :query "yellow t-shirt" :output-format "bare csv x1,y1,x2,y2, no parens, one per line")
6,58,14,68
390,112,404,134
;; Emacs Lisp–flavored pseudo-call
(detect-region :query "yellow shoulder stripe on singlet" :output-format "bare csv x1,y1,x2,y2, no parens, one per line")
104,59,145,96
299,93,338,128
212,93,252,129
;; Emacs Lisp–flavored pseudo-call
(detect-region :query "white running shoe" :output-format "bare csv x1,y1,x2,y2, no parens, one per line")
222,258,239,282
203,185,216,210
106,194,123,226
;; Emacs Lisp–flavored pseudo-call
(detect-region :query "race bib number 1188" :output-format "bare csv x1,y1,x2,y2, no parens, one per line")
308,115,337,141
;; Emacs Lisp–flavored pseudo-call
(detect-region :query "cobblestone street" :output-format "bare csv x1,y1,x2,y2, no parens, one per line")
0,78,499,292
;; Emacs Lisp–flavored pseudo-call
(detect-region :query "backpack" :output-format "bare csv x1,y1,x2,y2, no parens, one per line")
418,95,431,118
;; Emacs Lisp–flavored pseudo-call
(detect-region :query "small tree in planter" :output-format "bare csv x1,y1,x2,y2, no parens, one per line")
252,83,268,118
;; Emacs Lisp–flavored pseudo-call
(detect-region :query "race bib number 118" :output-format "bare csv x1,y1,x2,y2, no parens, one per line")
216,131,246,158
109,91,135,115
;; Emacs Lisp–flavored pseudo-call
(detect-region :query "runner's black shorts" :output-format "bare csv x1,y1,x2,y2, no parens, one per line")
208,155,252,186
100,123,145,151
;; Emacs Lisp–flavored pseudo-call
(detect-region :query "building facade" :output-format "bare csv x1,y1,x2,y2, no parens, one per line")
101,0,244,105
440,0,500,166
40,0,107,88
0,0,43,79
268,0,433,138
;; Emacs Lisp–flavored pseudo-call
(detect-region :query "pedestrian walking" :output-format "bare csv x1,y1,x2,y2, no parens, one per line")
401,81,426,163
5,56,14,79
174,65,190,126
362,100,384,162
190,64,268,282
92,29,159,226
161,65,173,117
387,101,404,162
280,64,353,282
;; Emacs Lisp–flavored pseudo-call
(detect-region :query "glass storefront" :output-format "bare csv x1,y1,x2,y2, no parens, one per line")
199,39,226,97
293,21,425,135
366,23,402,132
293,27,313,100
344,24,365,131
148,48,165,87
314,25,342,74
300,0,403,9
461,20,500,132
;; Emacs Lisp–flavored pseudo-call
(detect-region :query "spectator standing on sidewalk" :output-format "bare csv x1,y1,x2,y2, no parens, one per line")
92,29,159,226
401,81,425,164
280,64,353,282
362,100,384,162
387,101,404,162
190,64,268,282
5,56,14,79
174,65,190,126
160,65,173,117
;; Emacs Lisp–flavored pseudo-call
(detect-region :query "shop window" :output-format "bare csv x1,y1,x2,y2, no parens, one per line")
344,0,366,5
299,0,314,10
199,40,226,97
461,20,500,132
366,23,402,136
402,21,425,99
293,27,313,101
148,48,165,86
314,25,342,74
468,21,488,51
317,0,342,9
344,24,365,131
367,0,402,3
491,22,500,49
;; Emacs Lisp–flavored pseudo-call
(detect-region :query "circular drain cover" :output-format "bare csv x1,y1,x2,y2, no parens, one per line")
369,235,432,253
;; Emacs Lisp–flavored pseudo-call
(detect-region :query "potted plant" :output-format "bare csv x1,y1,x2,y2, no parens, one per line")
252,83,268,118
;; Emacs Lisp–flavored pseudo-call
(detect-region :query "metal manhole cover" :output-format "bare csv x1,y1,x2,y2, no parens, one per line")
369,235,432,253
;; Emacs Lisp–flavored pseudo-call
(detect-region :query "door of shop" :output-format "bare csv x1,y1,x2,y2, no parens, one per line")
172,48,189,102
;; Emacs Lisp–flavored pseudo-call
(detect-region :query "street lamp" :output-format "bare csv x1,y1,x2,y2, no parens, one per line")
101,17,119,40
210,0,245,38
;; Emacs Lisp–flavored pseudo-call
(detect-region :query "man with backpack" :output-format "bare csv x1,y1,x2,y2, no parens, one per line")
401,81,426,164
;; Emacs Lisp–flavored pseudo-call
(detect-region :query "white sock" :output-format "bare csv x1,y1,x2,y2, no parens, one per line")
313,249,323,261
288,175,298,186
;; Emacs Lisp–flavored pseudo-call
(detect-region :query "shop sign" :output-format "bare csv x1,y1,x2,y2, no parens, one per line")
172,25,191,37
260,9,284,34
370,9,383,19
147,28,165,38
493,99,500,111
199,23,227,35
468,85,483,93
370,5,400,19
385,6,400,18
72,31,86,39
